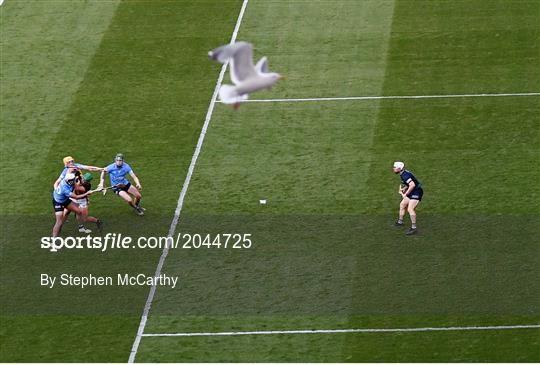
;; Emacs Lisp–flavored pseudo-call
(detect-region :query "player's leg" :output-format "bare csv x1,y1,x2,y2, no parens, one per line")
52,211,65,237
118,190,144,215
127,185,143,210
118,190,135,206
84,213,98,223
114,183,143,216
76,204,94,233
52,200,67,236
82,202,103,232
396,197,409,226
407,199,419,226
65,202,88,227
406,199,420,235
61,209,71,226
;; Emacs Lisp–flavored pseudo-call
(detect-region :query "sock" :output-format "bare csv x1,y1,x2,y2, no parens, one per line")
397,219,403,224
412,224,417,229
78,224,84,229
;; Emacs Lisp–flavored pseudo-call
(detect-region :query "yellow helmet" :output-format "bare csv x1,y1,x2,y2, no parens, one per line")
63,156,74,166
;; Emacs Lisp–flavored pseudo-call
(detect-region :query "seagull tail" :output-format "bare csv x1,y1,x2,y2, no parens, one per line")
219,84,248,104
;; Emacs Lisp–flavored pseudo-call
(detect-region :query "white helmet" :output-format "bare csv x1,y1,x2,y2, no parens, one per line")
393,161,405,169
65,173,76,185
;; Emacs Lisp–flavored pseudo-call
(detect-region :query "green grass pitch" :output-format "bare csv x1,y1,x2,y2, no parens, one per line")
1,0,539,362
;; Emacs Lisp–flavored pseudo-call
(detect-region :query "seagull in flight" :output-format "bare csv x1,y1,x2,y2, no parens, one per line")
208,41,283,109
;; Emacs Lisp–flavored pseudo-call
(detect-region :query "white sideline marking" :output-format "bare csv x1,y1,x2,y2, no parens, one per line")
142,324,540,337
216,92,540,103
127,0,250,362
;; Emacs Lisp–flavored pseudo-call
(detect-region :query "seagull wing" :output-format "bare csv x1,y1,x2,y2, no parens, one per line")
228,42,257,84
208,43,237,63
209,42,258,85
255,56,269,73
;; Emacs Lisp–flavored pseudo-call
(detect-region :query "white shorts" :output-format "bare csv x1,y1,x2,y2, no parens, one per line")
70,198,88,208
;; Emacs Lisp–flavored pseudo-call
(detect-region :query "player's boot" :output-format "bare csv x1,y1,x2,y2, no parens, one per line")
134,206,144,216
136,204,146,212
405,227,418,235
394,220,404,227
78,225,92,234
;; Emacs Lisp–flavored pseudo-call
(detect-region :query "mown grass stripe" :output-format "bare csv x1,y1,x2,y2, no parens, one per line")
129,0,250,362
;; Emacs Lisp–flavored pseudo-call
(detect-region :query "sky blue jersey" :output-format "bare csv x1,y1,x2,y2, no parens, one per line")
58,163,88,180
53,180,74,203
105,162,132,186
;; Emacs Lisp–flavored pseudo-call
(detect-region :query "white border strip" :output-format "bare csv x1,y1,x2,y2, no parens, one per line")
127,0,250,362
143,324,540,337
216,92,540,103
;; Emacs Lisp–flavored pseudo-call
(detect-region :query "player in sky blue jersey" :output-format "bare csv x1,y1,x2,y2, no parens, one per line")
52,172,100,236
98,153,145,215
393,161,424,235
53,155,103,189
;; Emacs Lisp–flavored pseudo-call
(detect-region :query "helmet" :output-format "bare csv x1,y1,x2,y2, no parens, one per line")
63,156,75,167
82,173,93,182
65,173,76,185
115,153,124,161
393,161,405,169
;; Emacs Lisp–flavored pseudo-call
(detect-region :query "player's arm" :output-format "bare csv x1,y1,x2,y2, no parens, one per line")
399,184,409,196
402,179,415,197
129,171,142,190
98,169,107,189
53,177,62,189
70,190,94,199
74,163,104,172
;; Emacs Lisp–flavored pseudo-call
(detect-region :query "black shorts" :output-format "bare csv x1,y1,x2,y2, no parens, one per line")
407,188,423,201
52,198,72,212
113,182,131,195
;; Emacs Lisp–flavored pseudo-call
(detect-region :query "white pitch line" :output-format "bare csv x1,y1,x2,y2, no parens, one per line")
142,324,540,337
216,92,540,103
127,0,250,363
